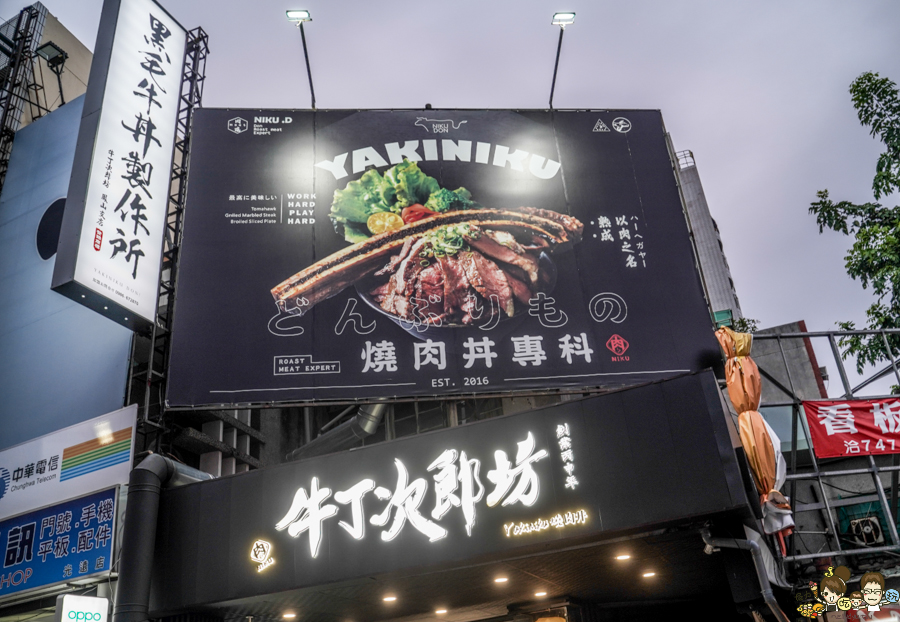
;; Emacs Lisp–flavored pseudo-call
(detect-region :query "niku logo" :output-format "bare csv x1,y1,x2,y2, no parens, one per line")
415,117,467,133
592,119,610,132
250,539,274,572
605,334,630,361
227,117,248,134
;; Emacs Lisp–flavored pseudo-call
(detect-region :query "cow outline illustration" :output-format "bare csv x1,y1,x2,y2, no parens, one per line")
415,117,468,132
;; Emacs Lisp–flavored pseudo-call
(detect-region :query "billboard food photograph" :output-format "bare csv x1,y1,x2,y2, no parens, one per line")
166,109,720,405
0,1,897,622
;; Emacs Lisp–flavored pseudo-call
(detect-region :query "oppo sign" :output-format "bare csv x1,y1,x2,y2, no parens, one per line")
55,595,109,622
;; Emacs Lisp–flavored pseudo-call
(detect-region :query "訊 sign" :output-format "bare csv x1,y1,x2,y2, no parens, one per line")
0,406,135,521
804,399,900,459
0,488,117,598
53,0,186,332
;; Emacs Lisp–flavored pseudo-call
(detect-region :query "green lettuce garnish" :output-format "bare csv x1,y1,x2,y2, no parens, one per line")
329,159,479,243
330,168,394,226
341,223,371,244
384,159,439,209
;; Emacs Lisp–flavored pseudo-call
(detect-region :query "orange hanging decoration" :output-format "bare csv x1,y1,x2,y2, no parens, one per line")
715,326,794,555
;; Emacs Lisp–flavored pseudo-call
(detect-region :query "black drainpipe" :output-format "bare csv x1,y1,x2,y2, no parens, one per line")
113,453,214,622
288,402,387,461
699,528,789,622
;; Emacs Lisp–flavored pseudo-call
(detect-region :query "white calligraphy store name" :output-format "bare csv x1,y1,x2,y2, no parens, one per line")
275,432,551,557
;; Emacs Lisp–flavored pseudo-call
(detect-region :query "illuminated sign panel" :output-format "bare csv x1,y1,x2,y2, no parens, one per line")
166,109,721,405
249,540,274,572
53,0,186,331
151,373,750,612
503,508,589,537
0,488,118,598
273,431,554,558
54,595,109,622
0,406,136,521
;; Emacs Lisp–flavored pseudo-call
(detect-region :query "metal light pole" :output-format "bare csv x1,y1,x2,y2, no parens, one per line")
286,10,316,110
35,41,68,106
549,12,575,110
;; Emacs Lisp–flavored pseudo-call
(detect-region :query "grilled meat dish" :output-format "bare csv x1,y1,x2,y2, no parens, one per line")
271,207,583,324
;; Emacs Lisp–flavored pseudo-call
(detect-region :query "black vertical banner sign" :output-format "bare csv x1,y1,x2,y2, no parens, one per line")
166,110,719,406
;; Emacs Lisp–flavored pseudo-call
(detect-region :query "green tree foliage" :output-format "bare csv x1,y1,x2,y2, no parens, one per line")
732,317,760,333
809,72,900,373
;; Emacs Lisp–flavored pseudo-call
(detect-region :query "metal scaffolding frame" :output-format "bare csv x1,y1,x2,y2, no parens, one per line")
127,26,209,454
0,4,45,192
753,328,900,579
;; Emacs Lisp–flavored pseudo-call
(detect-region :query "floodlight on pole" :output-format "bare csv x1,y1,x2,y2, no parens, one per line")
549,12,575,109
286,10,311,22
35,40,68,106
286,10,316,109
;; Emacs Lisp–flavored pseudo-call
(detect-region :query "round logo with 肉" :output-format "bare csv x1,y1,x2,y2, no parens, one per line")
605,334,629,356
367,212,404,235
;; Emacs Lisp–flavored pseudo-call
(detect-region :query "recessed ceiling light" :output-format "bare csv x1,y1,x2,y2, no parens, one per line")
103,306,108,310
283,614,296,619
435,610,447,615
81,295,85,298
615,554,631,560
642,572,656,578
383,596,397,602
494,577,508,583
535,592,547,597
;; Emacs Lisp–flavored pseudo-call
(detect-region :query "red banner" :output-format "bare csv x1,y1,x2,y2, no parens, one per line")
803,399,900,458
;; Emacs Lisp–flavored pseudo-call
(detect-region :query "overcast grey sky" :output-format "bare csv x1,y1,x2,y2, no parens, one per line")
4,0,899,395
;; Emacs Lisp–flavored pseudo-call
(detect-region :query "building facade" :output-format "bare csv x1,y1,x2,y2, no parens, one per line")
0,3,806,622
675,150,743,322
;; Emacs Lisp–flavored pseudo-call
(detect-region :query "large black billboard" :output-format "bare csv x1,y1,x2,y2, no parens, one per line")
151,373,749,612
167,109,719,406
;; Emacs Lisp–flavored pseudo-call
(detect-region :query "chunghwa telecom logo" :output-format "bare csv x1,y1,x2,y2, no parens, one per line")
0,467,10,500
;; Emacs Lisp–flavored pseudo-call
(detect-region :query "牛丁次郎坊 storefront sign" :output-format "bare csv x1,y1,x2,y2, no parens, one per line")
150,374,749,611
273,427,581,560
166,110,720,405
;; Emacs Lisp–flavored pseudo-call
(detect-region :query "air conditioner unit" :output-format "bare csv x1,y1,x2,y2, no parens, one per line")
849,516,884,546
